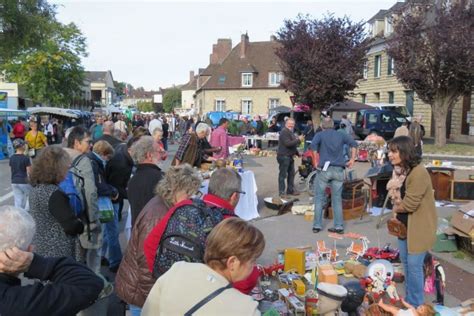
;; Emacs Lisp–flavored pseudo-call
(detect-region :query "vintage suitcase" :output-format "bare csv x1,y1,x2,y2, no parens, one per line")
327,204,366,220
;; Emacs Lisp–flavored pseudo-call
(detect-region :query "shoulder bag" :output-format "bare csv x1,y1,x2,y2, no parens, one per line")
184,283,233,316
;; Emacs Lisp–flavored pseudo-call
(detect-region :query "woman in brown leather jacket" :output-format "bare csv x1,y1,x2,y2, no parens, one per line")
115,165,202,315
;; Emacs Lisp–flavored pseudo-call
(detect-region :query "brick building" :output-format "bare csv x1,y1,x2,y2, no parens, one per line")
194,34,291,117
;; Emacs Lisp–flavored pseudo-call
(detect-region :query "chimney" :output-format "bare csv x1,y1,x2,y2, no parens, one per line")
270,35,277,41
189,70,195,82
240,33,249,59
209,38,232,65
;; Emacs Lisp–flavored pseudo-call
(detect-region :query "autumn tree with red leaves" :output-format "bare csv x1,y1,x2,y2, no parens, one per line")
276,14,370,125
387,0,474,146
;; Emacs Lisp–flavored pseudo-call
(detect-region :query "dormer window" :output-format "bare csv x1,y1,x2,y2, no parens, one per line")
218,75,226,85
268,72,284,86
369,22,375,37
242,73,253,87
385,16,393,35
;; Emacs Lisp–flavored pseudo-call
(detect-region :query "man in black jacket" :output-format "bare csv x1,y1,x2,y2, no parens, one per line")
127,136,164,226
106,136,139,223
0,205,103,316
277,118,304,198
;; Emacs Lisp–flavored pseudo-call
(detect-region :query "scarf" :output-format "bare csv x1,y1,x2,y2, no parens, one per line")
386,166,407,206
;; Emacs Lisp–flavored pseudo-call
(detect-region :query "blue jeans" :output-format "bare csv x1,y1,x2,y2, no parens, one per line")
398,239,426,307
313,166,344,230
102,203,123,268
130,305,142,316
12,183,32,211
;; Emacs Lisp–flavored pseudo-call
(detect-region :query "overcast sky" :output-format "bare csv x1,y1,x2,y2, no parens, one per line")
53,0,397,90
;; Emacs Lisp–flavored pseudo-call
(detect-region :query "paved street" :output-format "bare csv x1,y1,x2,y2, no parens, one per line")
1,143,473,312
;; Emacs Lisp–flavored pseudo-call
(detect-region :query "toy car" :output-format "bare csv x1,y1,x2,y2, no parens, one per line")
260,262,285,277
363,244,400,262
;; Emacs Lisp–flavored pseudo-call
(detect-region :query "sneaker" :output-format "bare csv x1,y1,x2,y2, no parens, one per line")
328,227,344,234
312,227,321,233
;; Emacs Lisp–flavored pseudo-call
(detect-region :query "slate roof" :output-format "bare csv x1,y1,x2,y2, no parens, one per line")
367,2,405,23
199,40,283,90
85,71,109,83
368,9,388,23
181,75,198,91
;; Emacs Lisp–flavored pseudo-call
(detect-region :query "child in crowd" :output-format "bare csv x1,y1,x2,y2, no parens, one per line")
9,139,32,210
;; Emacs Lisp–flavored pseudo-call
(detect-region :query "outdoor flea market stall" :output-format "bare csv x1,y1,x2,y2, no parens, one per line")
0,108,30,159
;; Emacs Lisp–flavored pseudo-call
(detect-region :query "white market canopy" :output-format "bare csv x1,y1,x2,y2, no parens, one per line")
27,107,81,119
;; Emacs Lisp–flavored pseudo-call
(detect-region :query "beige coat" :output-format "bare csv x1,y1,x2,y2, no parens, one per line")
142,262,260,316
400,164,437,253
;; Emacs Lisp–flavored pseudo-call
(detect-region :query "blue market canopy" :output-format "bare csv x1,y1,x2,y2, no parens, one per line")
27,107,81,119
0,109,30,117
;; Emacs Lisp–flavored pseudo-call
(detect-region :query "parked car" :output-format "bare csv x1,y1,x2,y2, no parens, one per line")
268,111,313,134
354,109,408,139
203,111,241,128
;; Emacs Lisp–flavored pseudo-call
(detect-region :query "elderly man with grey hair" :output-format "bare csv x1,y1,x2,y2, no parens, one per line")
0,206,103,315
95,120,122,149
144,167,260,294
310,117,358,234
127,136,164,226
172,122,210,167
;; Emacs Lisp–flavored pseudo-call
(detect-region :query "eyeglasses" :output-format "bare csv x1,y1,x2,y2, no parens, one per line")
236,191,246,195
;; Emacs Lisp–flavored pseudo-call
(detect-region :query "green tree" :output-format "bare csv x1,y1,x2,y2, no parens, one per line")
114,81,127,98
3,22,88,106
162,88,182,113
386,0,474,146
137,100,154,112
276,14,370,125
0,0,56,61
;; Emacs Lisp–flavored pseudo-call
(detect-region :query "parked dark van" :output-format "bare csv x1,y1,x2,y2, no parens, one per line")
354,109,408,139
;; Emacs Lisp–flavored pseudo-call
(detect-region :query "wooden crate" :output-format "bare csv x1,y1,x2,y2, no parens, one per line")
326,204,366,220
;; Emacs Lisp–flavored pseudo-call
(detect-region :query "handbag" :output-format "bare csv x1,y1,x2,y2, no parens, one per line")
98,196,114,223
28,148,36,157
387,217,407,239
27,132,38,157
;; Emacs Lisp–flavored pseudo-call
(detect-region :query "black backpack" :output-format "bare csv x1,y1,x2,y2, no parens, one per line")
152,198,234,278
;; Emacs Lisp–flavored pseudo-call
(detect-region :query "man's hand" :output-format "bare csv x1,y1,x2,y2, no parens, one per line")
346,158,356,169
0,247,34,275
298,135,304,142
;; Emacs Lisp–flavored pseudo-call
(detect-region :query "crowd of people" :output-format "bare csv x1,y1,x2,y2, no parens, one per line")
1,111,267,315
1,109,438,315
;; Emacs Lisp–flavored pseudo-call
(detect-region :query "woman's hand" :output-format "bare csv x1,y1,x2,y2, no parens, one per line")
392,203,405,213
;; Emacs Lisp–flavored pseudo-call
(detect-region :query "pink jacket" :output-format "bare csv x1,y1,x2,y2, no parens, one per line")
210,126,244,159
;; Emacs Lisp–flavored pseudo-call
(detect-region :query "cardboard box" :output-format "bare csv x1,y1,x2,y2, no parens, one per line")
317,264,338,284
451,202,474,237
284,248,306,275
